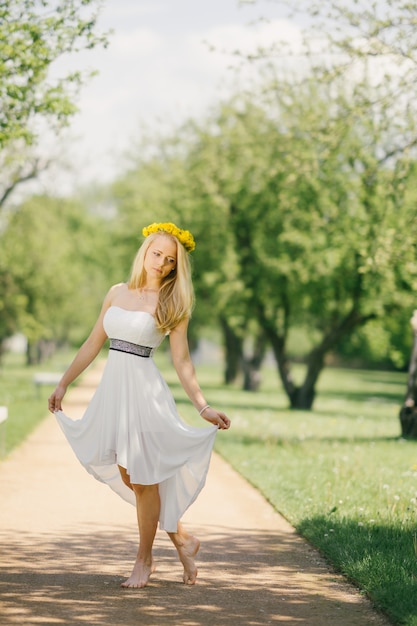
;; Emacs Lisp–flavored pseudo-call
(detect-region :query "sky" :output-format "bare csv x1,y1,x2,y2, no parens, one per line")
40,0,303,193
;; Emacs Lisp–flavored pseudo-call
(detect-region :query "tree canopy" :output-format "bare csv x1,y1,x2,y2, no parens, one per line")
0,194,112,362
0,0,107,207
111,67,417,408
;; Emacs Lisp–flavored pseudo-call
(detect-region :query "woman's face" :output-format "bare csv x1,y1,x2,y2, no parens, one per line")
144,235,177,282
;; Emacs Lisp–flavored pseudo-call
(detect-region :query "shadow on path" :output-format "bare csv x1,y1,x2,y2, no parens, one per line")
0,524,388,626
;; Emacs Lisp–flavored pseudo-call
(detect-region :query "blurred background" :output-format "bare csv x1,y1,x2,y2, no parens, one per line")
1,0,417,430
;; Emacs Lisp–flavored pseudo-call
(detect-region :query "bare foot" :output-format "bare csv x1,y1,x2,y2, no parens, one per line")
177,535,200,585
120,559,155,588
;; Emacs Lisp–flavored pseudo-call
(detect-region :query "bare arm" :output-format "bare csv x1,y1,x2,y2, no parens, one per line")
48,286,116,413
169,318,231,430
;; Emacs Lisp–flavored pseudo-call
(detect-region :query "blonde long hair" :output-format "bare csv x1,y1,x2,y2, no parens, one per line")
127,233,194,332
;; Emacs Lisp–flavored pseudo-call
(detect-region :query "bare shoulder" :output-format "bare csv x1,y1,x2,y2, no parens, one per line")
107,282,128,299
109,282,128,294
99,283,128,309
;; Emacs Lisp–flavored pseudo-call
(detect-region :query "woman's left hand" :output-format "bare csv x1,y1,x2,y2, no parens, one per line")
201,407,231,430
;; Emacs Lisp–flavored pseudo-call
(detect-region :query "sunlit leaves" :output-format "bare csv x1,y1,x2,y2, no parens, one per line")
0,0,107,150
0,195,111,350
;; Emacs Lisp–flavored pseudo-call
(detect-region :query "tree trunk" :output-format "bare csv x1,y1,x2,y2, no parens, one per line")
399,317,417,438
0,158,45,209
259,301,374,410
288,348,325,409
399,405,417,439
219,316,243,385
241,330,267,392
26,340,35,366
26,339,56,365
262,324,298,402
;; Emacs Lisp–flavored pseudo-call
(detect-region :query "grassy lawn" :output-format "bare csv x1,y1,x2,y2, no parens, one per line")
2,347,416,625
0,349,77,456
159,358,416,626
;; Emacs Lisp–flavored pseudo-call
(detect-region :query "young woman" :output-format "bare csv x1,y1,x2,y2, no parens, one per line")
48,222,231,589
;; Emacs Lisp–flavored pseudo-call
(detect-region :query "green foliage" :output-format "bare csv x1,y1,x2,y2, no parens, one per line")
112,80,417,403
337,313,414,370
0,0,107,150
108,0,417,407
0,0,108,208
0,194,112,349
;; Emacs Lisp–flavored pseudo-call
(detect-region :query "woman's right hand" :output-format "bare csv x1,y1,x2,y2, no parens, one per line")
200,406,231,430
48,384,67,413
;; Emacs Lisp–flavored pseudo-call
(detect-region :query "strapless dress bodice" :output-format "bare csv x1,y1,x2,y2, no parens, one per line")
103,306,165,349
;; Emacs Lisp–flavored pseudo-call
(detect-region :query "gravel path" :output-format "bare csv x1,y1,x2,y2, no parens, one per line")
0,364,392,626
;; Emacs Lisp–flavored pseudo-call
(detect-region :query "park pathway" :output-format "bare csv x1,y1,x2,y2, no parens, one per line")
0,364,392,626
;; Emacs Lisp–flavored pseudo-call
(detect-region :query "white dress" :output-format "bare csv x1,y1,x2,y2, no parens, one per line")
55,306,218,532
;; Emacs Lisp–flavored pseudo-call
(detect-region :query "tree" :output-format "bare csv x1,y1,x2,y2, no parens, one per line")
1,194,112,363
180,85,417,408
245,0,417,425
112,81,417,406
0,0,107,207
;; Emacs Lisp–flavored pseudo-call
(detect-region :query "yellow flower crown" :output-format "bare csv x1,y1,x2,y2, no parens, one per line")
142,222,196,252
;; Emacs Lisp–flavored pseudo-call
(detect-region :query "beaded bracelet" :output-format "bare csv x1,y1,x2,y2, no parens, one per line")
199,404,210,415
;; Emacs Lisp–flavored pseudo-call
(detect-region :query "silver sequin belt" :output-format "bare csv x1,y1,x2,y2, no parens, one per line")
109,338,153,358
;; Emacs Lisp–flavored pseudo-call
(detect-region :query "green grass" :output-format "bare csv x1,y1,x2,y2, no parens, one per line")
0,349,77,456
158,358,416,626
2,348,417,624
